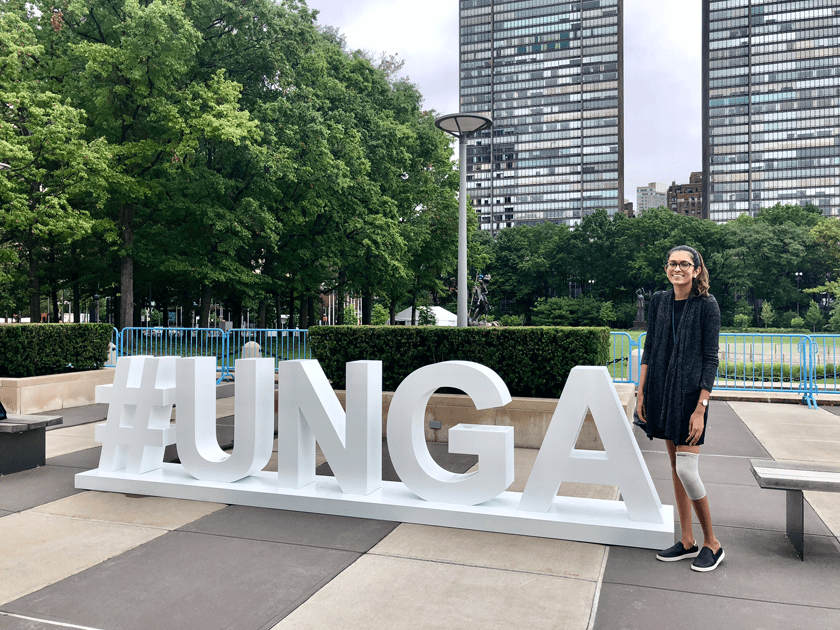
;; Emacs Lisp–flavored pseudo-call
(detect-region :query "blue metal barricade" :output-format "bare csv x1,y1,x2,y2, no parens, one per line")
608,332,645,384
223,329,311,380
609,331,819,408
117,327,227,380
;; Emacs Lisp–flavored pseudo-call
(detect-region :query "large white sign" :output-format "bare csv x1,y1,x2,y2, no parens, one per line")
76,357,674,549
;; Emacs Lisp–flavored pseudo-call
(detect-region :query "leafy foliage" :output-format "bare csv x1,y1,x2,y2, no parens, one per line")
0,324,112,377
309,326,610,398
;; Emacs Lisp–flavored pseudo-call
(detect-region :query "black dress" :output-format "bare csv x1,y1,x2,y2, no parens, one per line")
639,290,720,446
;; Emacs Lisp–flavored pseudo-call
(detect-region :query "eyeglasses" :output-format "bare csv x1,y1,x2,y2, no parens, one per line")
665,261,695,271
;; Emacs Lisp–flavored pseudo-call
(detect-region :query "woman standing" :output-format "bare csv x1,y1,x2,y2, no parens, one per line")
637,245,724,572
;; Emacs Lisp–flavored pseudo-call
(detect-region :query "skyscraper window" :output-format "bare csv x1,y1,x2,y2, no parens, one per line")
460,0,624,231
703,0,840,222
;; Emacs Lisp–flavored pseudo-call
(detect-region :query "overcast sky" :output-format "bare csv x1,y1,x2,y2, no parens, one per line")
309,0,702,204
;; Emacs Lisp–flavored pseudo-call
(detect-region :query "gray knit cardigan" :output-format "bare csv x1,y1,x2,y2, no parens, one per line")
640,289,720,444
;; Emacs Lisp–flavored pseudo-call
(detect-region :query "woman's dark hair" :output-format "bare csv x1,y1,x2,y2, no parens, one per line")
666,245,710,298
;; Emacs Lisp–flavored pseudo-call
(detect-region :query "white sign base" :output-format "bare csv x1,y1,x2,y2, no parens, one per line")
75,465,674,548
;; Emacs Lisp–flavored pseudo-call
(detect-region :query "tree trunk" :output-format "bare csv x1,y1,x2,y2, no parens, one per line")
51,289,59,323
288,289,296,329
275,294,283,328
336,288,345,326
72,280,81,324
299,296,309,329
411,294,417,326
361,293,372,325
389,298,396,326
112,287,119,326
232,300,243,329
119,204,135,330
162,299,169,328
258,300,267,328
308,295,317,326
199,284,212,328
28,253,40,323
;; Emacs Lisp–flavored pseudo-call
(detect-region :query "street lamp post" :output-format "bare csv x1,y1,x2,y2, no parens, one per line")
796,272,803,315
434,113,493,328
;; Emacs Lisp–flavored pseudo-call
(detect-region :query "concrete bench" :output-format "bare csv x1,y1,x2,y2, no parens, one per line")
0,414,63,475
750,459,840,560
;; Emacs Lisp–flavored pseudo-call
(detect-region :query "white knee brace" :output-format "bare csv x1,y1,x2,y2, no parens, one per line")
676,452,706,500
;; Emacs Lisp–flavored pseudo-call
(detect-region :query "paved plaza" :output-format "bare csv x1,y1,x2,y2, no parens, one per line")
1,394,839,629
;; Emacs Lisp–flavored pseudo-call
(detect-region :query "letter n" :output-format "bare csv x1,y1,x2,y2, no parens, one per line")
276,360,382,496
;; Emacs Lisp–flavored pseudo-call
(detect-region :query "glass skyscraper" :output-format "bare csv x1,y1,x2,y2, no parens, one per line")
704,0,840,222
460,0,623,230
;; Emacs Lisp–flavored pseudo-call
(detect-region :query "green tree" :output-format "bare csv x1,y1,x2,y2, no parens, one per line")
0,7,110,320
760,301,775,328
371,303,389,325
805,301,824,332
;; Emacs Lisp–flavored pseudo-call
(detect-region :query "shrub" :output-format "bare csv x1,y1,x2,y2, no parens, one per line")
790,316,805,329
418,306,437,326
309,326,610,399
499,314,524,326
733,314,752,329
371,304,390,326
341,305,358,325
0,324,113,378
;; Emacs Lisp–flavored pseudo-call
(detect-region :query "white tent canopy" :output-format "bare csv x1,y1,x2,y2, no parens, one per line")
394,306,457,326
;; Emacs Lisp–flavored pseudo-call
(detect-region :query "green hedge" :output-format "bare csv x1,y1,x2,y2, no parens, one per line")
308,326,610,399
0,324,113,378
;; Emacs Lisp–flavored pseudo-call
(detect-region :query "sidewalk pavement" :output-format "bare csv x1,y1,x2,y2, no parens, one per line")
0,395,838,629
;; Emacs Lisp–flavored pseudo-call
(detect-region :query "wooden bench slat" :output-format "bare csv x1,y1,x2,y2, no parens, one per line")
750,459,840,493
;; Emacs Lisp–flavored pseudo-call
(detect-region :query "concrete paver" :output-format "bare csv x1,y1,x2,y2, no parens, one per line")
649,476,831,535
806,490,840,541
31,491,227,530
5,395,840,629
180,505,398,553
595,583,840,630
275,553,597,630
4,531,358,630
370,522,607,580
46,446,102,470
602,524,840,610
0,466,86,512
44,435,98,459
0,511,165,606
728,401,840,463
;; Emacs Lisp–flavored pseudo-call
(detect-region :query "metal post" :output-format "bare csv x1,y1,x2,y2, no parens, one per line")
459,136,468,328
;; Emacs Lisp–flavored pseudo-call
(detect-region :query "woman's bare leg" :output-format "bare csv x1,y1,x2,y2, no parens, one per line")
676,444,721,552
666,440,695,548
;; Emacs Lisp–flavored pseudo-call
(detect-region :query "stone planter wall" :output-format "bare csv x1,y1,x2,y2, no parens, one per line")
0,369,116,415
334,382,636,450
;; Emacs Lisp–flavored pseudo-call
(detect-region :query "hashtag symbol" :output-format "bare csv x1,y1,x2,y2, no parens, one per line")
95,356,177,475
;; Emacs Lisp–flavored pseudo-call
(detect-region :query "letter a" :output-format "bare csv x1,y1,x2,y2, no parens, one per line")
519,366,665,523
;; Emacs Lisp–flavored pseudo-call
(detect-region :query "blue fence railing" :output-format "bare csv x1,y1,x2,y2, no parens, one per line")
105,327,311,382
608,331,820,409
106,327,825,408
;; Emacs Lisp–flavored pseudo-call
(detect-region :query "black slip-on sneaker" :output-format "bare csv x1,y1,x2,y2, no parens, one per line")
656,540,700,562
691,546,725,572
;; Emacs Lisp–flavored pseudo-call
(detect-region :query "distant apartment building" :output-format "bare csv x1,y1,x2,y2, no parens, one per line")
668,172,705,219
621,199,634,217
460,0,624,231
635,182,668,212
703,0,840,222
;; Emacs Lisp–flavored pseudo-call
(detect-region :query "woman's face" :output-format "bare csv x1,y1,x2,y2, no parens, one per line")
666,250,698,292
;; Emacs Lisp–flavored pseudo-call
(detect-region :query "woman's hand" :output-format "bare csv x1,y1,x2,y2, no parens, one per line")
637,394,646,423
688,410,705,446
